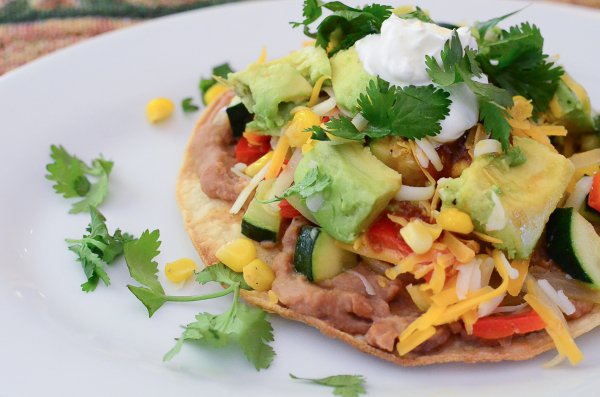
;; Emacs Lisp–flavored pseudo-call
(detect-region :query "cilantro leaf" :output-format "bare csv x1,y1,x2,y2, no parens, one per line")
164,288,275,370
181,97,199,113
479,100,512,150
124,230,165,295
290,374,366,397
397,6,433,23
311,79,451,141
359,79,451,139
65,207,132,292
196,262,250,289
292,1,392,55
46,145,113,214
263,164,331,203
426,31,515,149
505,146,527,167
199,63,234,104
473,8,523,41
477,22,563,113
127,285,167,317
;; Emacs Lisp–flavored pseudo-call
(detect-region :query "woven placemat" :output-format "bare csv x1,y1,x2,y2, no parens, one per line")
1,0,599,76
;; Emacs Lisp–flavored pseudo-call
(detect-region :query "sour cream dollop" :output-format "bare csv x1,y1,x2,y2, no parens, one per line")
355,15,483,143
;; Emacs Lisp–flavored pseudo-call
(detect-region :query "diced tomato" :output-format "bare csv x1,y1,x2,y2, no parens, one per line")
279,199,302,219
235,136,271,165
472,310,546,339
588,172,600,212
321,116,330,123
366,215,412,255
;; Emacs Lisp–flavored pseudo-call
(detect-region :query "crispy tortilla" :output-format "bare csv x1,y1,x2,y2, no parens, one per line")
176,92,600,366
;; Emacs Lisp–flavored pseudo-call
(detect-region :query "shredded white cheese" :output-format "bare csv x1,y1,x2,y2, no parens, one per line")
395,184,436,202
478,293,506,317
474,139,502,158
311,97,337,116
499,252,519,280
415,138,443,171
538,279,577,316
351,113,369,131
229,160,271,215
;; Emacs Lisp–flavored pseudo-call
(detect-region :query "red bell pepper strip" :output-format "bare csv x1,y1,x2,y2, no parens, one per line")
588,172,600,212
279,199,302,219
472,310,546,339
235,136,271,165
366,215,412,255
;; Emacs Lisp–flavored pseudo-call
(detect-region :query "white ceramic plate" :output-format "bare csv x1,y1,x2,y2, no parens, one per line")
1,0,599,395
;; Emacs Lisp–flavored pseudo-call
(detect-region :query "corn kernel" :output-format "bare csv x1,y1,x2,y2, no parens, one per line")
268,290,279,304
400,220,434,254
146,97,174,124
437,208,474,234
215,238,256,272
285,109,321,147
245,151,273,176
243,259,275,291
204,83,229,106
164,258,198,283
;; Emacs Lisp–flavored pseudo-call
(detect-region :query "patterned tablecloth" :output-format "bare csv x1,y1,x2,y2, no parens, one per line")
0,0,599,76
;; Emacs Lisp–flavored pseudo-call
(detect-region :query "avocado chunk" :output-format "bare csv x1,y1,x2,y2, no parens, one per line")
227,46,331,134
330,46,375,115
439,137,574,259
547,74,595,134
293,142,402,243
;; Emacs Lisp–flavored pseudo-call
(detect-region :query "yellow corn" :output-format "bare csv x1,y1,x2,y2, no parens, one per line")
400,220,434,254
436,208,474,234
285,109,321,147
146,97,174,123
215,238,256,272
164,258,198,283
243,259,275,291
204,83,229,105
245,151,274,176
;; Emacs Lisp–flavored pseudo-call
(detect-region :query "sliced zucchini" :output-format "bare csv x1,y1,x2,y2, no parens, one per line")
546,207,600,286
241,180,281,243
294,225,357,282
226,102,252,138
564,176,600,224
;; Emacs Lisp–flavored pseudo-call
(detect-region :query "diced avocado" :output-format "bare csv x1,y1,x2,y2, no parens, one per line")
228,63,312,134
279,46,332,85
547,74,595,134
330,46,375,114
227,46,330,134
439,137,574,259
293,142,402,243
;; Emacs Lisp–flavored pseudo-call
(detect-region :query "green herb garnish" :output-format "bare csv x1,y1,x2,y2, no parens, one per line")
310,78,451,141
181,97,199,113
291,0,392,56
65,207,134,292
477,22,564,114
46,145,113,213
290,373,367,397
425,31,514,149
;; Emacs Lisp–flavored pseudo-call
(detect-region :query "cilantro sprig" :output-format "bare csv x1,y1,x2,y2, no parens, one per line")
291,0,392,56
290,374,367,397
476,22,563,114
181,97,199,113
262,164,331,203
425,31,514,149
65,207,134,292
46,145,113,214
123,231,274,370
310,78,451,141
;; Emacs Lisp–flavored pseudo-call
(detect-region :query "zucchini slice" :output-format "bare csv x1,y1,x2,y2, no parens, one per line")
546,207,600,286
294,225,357,282
241,180,281,243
